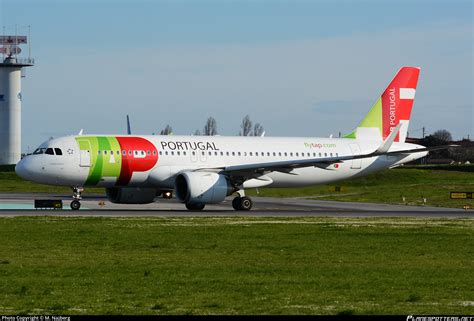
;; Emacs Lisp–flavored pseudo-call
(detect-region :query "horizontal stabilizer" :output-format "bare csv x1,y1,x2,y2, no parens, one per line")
375,123,402,154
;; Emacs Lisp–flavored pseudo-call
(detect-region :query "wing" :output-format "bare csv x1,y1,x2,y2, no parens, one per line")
193,125,457,182
221,144,455,176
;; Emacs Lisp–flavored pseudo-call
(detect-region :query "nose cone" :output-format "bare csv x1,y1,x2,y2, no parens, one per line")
15,158,31,181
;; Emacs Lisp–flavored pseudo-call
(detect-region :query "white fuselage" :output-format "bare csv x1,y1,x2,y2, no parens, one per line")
16,135,427,189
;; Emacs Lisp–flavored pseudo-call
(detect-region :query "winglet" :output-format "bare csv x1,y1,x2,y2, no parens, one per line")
375,123,402,154
78,129,84,136
126,115,132,135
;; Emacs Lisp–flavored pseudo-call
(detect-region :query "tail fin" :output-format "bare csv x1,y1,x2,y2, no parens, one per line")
344,66,420,142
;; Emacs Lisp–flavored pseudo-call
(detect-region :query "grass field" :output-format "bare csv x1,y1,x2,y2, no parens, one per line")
0,217,472,315
1,166,473,208
247,167,474,208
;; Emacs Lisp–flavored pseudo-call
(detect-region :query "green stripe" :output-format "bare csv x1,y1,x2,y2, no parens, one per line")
76,136,123,186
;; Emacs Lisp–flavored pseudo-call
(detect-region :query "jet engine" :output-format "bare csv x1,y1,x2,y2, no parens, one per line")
106,187,157,204
175,172,234,204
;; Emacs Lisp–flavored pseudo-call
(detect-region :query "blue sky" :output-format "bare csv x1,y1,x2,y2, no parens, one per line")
0,0,472,151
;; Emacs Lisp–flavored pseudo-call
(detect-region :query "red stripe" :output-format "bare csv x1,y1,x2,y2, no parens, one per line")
116,137,158,186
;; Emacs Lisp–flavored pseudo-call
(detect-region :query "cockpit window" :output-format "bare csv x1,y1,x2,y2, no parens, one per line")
33,148,46,155
45,148,54,155
54,148,63,155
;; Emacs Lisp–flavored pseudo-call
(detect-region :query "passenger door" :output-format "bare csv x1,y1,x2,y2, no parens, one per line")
349,144,362,169
77,139,92,167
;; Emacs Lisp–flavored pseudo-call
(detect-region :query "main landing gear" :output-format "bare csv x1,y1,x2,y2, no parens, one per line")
70,186,84,210
232,196,253,211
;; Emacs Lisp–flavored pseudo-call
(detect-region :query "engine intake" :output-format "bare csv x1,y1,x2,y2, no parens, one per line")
106,187,157,204
175,172,234,204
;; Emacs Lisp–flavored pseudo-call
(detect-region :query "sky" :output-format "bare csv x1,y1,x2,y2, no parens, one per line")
0,0,472,152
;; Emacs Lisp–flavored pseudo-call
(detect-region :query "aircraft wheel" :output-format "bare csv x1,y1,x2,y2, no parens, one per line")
232,197,242,210
239,196,253,211
233,196,252,211
186,203,205,211
70,200,81,210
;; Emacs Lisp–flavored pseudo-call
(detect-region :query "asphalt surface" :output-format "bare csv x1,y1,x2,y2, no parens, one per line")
0,193,472,217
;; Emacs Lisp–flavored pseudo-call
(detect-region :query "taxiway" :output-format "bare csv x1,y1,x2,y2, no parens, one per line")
0,193,471,218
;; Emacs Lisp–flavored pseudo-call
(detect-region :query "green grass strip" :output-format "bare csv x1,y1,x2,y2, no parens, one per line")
0,217,472,315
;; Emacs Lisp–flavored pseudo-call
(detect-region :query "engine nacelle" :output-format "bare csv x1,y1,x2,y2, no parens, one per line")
106,187,157,204
175,172,234,204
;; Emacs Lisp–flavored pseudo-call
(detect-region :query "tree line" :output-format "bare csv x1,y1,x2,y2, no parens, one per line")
159,115,265,137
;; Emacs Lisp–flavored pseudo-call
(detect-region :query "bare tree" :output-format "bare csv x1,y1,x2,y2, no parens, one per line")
203,117,218,136
432,129,452,143
239,115,253,136
193,129,201,136
160,125,173,135
252,123,264,136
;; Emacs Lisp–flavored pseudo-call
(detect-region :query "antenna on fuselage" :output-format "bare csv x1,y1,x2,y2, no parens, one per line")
126,115,132,135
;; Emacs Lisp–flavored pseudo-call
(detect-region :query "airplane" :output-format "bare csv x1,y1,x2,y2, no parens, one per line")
15,66,446,211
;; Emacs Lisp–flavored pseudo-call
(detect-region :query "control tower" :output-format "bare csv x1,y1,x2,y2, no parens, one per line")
0,35,34,165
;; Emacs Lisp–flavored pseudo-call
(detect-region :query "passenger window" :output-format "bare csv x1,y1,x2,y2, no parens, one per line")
117,151,120,155
171,151,174,156
313,153,316,157
122,150,126,156
249,152,253,156
278,152,281,156
45,148,54,155
98,150,101,155
202,151,205,156
192,151,196,156
147,151,151,155
153,151,157,155
208,151,212,156
129,151,133,156
226,152,229,156
324,153,327,157
296,153,299,157
232,152,235,156
336,153,339,157
183,152,187,156
54,148,62,155
104,150,107,155
214,151,218,156
165,151,168,155
238,152,241,156
159,151,162,155
319,153,322,157
141,151,145,156
273,152,276,156
330,153,333,157
267,152,270,156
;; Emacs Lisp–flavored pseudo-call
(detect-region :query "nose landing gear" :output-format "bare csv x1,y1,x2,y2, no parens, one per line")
70,186,84,210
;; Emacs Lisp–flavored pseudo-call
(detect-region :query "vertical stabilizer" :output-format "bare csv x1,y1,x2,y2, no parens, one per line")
345,67,420,142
